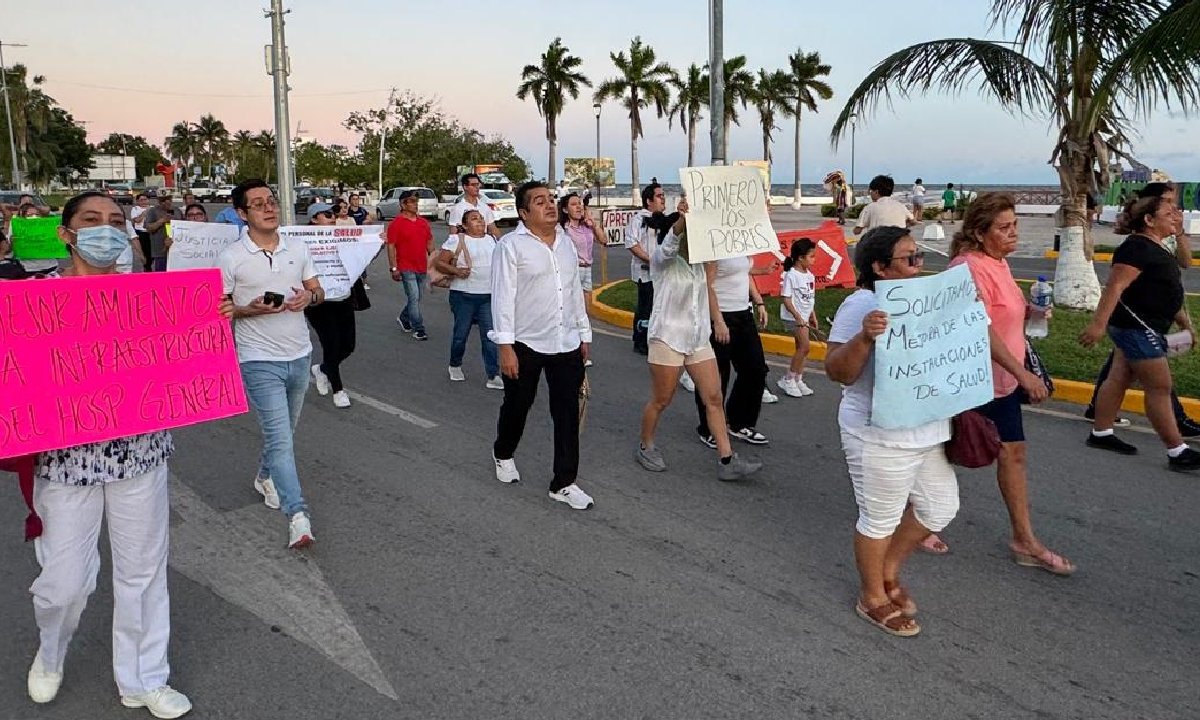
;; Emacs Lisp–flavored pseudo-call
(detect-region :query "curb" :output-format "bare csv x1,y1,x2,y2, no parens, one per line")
591,281,1200,417
1043,249,1200,267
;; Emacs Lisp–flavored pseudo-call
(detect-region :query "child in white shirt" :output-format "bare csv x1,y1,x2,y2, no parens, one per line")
778,238,818,397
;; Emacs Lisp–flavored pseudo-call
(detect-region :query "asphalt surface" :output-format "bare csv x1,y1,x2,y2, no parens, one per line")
2,212,1199,720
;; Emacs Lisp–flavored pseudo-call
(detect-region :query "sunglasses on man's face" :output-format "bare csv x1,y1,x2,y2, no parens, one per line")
890,251,926,267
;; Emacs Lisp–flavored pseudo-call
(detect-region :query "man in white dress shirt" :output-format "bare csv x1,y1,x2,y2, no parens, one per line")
489,181,594,510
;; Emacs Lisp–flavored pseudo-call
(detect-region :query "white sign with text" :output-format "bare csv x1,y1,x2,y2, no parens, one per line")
165,221,241,270
279,225,384,301
678,165,780,264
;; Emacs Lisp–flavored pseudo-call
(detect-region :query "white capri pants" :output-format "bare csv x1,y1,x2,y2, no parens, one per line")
29,464,172,696
840,432,959,539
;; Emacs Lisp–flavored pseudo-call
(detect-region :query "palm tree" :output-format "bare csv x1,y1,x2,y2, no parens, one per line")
231,129,255,175
783,49,833,208
829,0,1200,309
253,131,276,182
750,69,794,164
194,114,230,179
716,55,756,161
668,63,708,167
0,65,53,184
517,37,591,187
165,121,199,168
593,37,676,204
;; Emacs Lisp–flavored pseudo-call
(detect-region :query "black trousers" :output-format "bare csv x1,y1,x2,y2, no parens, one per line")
695,309,768,435
304,300,357,392
135,231,152,272
494,343,584,491
633,280,653,352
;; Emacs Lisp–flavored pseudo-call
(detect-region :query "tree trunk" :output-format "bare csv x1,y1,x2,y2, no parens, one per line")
686,119,696,168
1052,152,1102,310
791,113,802,209
723,118,731,162
630,114,640,206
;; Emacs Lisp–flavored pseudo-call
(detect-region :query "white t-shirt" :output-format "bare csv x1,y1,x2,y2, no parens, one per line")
828,288,949,448
447,196,496,229
623,209,652,283
130,204,148,230
780,268,815,323
855,196,913,232
440,233,496,294
713,255,752,312
912,184,926,203
219,231,319,363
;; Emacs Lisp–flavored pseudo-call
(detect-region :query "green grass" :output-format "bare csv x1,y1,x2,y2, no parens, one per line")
596,280,1200,397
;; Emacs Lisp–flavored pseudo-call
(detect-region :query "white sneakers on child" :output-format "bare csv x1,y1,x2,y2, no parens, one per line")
776,376,814,398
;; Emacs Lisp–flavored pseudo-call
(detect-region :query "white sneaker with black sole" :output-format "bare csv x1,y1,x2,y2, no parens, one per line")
253,475,280,510
548,483,593,510
494,454,520,483
729,427,769,445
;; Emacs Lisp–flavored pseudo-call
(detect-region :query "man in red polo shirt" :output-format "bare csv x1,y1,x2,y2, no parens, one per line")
386,190,435,340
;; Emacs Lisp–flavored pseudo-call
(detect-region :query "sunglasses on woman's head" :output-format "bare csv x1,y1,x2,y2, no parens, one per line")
890,251,925,266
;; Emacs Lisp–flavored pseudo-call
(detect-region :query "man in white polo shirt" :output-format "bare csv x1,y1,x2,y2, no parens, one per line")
447,173,499,236
853,174,916,235
219,179,325,549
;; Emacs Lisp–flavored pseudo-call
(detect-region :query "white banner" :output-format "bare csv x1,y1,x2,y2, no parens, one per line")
165,221,241,270
600,209,639,247
678,165,780,264
279,225,384,301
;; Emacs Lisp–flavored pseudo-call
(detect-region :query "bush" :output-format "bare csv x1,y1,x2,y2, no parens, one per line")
922,207,941,221
847,203,865,219
820,203,837,218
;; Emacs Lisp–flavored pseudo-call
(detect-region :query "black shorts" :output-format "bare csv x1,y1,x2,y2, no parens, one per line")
976,390,1024,443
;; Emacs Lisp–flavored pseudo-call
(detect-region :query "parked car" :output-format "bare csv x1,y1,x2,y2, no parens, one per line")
102,183,134,204
442,189,519,227
376,186,438,220
294,186,336,215
214,184,235,203
188,180,218,202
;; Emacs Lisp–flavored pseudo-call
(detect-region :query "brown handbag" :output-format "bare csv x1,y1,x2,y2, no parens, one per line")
945,410,1001,468
429,235,472,289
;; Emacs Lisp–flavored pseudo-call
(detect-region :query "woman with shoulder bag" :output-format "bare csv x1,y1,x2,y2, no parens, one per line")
304,206,359,409
433,209,502,389
1080,194,1200,470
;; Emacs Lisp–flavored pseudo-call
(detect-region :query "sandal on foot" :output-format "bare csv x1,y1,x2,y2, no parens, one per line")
884,581,918,617
1010,544,1075,577
855,600,921,637
918,533,949,555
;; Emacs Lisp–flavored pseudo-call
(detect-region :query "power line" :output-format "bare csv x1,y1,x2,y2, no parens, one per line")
41,79,395,99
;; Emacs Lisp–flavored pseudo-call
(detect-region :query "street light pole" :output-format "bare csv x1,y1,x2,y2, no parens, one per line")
708,0,724,166
377,87,396,203
0,41,28,189
849,112,857,197
265,1,296,225
593,102,601,206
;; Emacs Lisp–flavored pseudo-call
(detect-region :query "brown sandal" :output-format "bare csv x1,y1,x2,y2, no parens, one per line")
855,600,921,637
883,581,918,617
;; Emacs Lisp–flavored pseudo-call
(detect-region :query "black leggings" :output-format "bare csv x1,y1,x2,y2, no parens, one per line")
695,309,768,434
304,300,357,392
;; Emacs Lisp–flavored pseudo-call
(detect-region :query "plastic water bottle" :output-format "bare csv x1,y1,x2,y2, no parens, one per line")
1026,276,1052,338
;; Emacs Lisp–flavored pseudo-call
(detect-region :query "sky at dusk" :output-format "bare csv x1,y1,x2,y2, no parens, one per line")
5,0,1197,185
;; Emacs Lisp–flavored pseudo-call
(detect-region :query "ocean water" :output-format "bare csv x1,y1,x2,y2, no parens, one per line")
596,182,1058,198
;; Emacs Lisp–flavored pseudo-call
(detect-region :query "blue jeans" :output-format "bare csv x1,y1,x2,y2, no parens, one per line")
399,271,426,333
241,357,310,517
449,290,498,377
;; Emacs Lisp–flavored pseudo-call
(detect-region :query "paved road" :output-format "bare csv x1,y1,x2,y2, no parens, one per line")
4,214,1198,720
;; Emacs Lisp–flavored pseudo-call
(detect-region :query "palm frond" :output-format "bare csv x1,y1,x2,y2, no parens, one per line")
829,38,1054,146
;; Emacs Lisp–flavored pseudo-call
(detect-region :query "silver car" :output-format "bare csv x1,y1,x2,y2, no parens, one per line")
376,186,438,220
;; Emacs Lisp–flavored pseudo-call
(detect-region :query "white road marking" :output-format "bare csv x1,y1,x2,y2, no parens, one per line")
169,476,399,701
346,390,438,428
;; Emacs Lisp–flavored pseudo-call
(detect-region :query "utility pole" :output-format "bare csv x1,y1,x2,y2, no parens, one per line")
708,0,724,166
265,1,296,225
0,41,28,189
377,87,396,202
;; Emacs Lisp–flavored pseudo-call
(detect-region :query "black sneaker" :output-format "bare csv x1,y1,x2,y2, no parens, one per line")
1085,433,1138,455
697,433,717,449
413,330,429,341
1168,447,1200,472
1178,419,1200,438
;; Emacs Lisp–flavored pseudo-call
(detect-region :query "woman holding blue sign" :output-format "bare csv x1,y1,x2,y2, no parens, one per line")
948,193,1074,576
22,191,233,718
825,226,960,637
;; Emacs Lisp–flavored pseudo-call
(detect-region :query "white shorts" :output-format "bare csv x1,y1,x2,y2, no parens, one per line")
648,340,715,367
840,431,959,538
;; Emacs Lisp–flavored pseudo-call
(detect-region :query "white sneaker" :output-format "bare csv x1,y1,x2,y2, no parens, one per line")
27,650,62,704
254,476,280,510
486,375,504,390
310,364,331,396
448,366,466,382
776,376,802,398
332,390,351,408
679,373,695,392
120,685,192,719
494,454,520,483
584,358,594,367
548,483,594,510
288,512,314,549
761,387,779,404
796,379,815,396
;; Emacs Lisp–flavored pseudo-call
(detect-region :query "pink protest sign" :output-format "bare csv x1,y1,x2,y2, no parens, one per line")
0,269,247,460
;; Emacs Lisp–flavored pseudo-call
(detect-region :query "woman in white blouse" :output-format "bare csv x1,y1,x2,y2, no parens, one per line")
433,209,501,389
634,207,762,481
25,191,232,717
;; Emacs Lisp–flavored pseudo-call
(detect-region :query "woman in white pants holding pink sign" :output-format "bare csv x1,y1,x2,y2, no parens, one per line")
25,192,231,718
